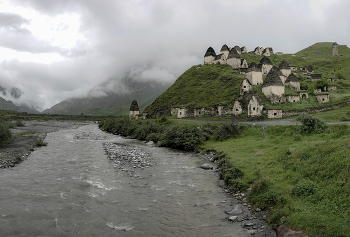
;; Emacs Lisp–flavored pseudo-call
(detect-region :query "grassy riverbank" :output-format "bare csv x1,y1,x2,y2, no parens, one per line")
99,115,350,237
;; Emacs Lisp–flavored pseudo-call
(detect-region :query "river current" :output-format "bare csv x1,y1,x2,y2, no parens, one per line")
0,124,251,237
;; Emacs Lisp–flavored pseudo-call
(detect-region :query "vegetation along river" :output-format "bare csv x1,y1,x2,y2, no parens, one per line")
0,124,272,236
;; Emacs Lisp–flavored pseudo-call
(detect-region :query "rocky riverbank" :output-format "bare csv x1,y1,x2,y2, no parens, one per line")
0,120,93,169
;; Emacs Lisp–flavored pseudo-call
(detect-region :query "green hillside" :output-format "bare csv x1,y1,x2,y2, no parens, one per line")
145,42,350,118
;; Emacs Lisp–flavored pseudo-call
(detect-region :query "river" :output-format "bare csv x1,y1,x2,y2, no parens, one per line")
0,124,259,237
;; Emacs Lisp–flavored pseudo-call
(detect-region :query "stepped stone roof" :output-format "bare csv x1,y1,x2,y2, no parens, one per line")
227,49,240,59
260,56,272,65
233,46,241,53
263,68,284,87
204,47,216,57
244,93,263,105
267,47,273,53
270,66,284,76
130,100,139,111
246,62,260,72
214,54,223,60
285,73,299,83
278,60,290,70
220,44,230,52
306,65,314,72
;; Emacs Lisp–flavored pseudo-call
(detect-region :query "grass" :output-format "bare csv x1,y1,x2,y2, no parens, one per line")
201,123,350,237
34,139,47,147
17,131,35,137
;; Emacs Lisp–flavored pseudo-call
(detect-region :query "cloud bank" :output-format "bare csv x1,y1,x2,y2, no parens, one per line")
0,0,348,111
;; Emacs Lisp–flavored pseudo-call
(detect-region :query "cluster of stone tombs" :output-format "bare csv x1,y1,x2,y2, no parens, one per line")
130,45,336,120
172,51,333,119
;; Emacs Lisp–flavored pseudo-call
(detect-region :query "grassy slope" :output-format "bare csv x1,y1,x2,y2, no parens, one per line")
144,64,245,114
200,123,350,237
145,42,350,116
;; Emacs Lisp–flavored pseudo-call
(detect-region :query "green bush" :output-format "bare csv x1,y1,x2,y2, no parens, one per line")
300,81,308,90
339,116,350,121
315,79,329,92
0,122,13,148
146,133,163,142
15,120,25,127
133,120,164,141
213,122,240,141
162,124,205,151
296,113,326,134
248,179,284,210
34,139,48,147
292,180,317,197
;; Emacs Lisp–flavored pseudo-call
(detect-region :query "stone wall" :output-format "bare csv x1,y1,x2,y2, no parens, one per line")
282,101,348,117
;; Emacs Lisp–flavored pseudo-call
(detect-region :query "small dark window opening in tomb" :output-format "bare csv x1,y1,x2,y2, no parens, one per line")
253,107,256,110
293,100,295,102
279,100,281,102
274,113,277,116
244,86,246,88
236,109,239,111
198,111,201,114
180,112,182,115
323,98,325,101
217,111,219,114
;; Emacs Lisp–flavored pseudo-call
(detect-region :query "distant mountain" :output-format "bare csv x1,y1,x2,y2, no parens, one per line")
43,77,170,116
0,96,39,114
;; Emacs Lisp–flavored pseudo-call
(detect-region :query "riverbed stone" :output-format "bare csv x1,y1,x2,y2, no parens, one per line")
227,205,243,215
200,163,213,170
229,216,238,221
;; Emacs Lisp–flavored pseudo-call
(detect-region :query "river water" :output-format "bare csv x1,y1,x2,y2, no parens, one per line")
0,124,252,237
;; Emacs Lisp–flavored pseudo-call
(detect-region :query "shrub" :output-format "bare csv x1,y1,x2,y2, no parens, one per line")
162,124,205,151
146,133,163,142
213,122,240,141
133,120,164,140
339,116,350,121
335,72,345,79
296,113,326,134
0,122,13,148
300,81,308,90
15,120,25,127
34,139,48,147
294,134,302,141
292,179,317,197
315,79,329,92
248,179,283,209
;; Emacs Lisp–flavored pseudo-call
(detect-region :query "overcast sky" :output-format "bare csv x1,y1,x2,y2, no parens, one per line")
0,0,348,111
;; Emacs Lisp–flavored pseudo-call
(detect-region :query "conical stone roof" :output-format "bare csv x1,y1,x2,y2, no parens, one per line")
263,68,284,87
279,60,290,70
204,47,216,57
220,44,230,52
130,100,139,111
227,49,240,59
260,56,272,65
246,62,260,72
285,73,299,83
